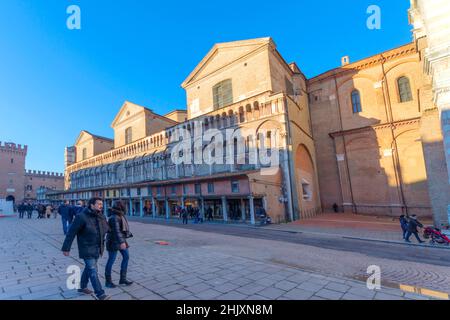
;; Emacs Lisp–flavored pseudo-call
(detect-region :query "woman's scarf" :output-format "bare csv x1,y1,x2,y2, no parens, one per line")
121,215,130,233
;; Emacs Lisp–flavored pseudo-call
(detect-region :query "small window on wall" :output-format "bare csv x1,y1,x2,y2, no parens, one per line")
125,127,133,145
231,181,239,193
195,183,201,194
82,148,87,160
207,182,214,194
302,179,312,201
351,90,362,113
398,76,413,102
213,79,233,110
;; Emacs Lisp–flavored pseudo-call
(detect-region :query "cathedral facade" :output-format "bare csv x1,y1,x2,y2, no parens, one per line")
51,33,448,227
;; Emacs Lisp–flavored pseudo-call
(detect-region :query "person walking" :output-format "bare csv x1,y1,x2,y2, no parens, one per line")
399,215,409,240
181,207,188,225
104,201,134,288
61,197,111,300
18,203,25,219
38,204,45,219
46,205,53,219
72,201,85,217
207,207,213,222
26,203,33,219
405,215,425,243
58,201,74,235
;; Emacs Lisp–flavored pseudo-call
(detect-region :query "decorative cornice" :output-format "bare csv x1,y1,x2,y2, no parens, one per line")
329,117,421,138
308,43,417,84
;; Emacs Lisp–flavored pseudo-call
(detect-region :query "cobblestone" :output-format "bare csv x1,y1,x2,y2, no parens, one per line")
0,218,439,300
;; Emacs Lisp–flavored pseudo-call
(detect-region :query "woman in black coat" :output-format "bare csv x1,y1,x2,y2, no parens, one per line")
104,201,133,288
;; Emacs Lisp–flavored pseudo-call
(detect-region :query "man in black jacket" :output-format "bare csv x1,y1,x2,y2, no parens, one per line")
405,215,425,243
61,197,111,300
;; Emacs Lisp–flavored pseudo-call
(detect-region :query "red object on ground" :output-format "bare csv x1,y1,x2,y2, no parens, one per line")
423,226,450,244
154,241,169,246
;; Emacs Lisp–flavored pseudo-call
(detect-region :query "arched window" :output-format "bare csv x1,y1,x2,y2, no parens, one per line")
351,90,362,113
398,76,413,102
125,127,132,145
213,79,233,110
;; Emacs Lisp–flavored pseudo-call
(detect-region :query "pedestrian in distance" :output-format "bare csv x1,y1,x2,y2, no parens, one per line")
38,204,45,219
104,200,134,288
61,197,111,300
207,207,213,222
46,205,53,219
18,203,25,219
181,207,188,225
399,215,409,240
26,203,33,219
332,203,339,213
405,215,425,243
72,200,85,217
58,201,74,235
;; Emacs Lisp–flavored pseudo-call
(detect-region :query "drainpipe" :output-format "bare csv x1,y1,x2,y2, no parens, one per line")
380,55,408,215
333,75,357,213
282,96,296,222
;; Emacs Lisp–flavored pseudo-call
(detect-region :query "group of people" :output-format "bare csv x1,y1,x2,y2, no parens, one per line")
61,198,133,300
17,203,57,219
399,214,425,243
175,205,203,224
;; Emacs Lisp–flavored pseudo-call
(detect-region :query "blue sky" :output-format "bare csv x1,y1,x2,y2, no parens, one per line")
0,0,413,173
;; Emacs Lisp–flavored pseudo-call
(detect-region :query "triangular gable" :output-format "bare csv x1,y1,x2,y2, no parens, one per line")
111,101,150,128
182,37,273,88
74,131,94,146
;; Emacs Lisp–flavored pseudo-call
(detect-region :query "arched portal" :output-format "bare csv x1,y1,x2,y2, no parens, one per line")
294,144,319,219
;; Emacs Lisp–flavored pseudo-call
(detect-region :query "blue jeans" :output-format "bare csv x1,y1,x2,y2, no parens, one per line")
105,249,129,276
406,231,423,243
80,258,105,298
401,227,408,240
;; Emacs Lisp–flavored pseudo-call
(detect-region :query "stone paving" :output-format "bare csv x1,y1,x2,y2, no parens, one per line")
0,217,445,300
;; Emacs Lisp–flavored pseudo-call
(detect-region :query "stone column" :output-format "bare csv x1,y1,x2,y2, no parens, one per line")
241,198,246,222
200,197,205,220
249,195,256,225
152,198,156,219
129,198,133,217
165,199,170,219
150,162,153,179
221,196,228,222
139,197,144,218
